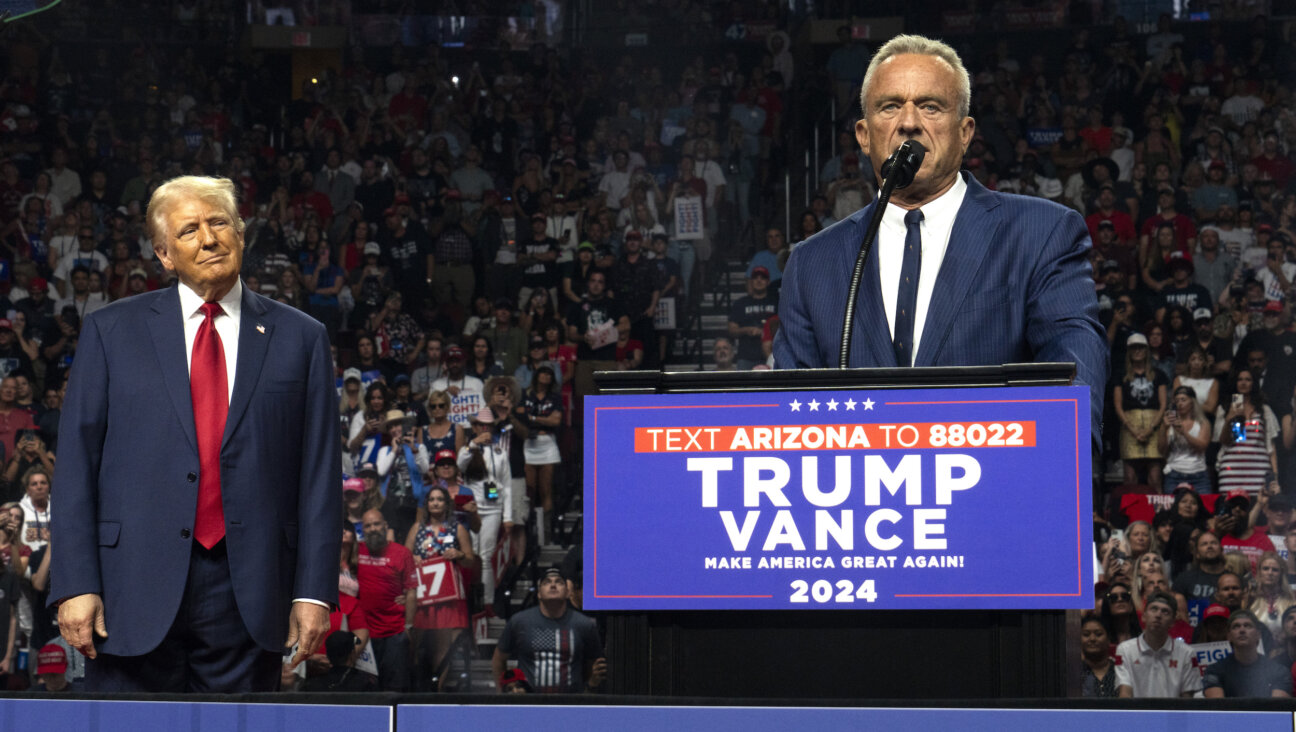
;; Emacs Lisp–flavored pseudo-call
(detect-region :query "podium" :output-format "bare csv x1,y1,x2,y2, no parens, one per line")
585,363,1090,698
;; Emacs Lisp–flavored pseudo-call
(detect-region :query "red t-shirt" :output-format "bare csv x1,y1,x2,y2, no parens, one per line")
357,542,416,639
1139,213,1197,256
1087,211,1137,245
1222,531,1276,575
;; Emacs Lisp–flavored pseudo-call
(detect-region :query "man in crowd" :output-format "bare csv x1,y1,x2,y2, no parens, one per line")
356,509,416,692
729,266,779,370
1203,611,1291,697
1173,529,1227,625
492,567,606,694
34,643,71,692
611,231,661,368
568,269,629,422
300,630,378,692
1217,494,1276,573
430,345,484,427
1114,591,1200,698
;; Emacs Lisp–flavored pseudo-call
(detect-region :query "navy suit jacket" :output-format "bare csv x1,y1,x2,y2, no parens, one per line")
773,173,1108,443
51,282,341,656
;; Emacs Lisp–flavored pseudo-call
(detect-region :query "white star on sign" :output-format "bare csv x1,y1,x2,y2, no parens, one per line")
808,399,820,411
844,399,857,410
862,398,875,410
826,398,839,411
789,399,802,411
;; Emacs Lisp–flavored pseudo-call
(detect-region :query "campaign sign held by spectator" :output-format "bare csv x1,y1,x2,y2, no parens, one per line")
584,386,1092,610
415,556,466,606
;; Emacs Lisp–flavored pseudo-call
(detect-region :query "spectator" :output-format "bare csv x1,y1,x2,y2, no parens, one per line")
1174,344,1221,414
728,266,778,370
430,345,485,428
18,466,49,552
561,241,598,304
1213,368,1279,494
567,269,628,417
3,430,54,503
467,335,504,382
458,408,512,610
376,409,429,545
522,365,562,518
1216,494,1276,574
747,228,786,290
300,630,377,692
1156,253,1211,320
410,337,445,402
1079,614,1118,698
1173,529,1228,624
1157,386,1211,495
713,336,738,372
420,389,463,459
1250,551,1294,640
485,299,528,375
348,382,389,469
1193,228,1236,306
356,509,416,692
367,291,423,374
1099,580,1140,645
403,485,473,692
1203,610,1291,697
610,231,660,368
492,567,606,694
34,643,70,692
1114,591,1200,698
1114,333,1167,492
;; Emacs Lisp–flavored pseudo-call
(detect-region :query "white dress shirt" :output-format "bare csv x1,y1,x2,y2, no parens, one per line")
177,278,242,405
877,173,967,363
177,278,326,611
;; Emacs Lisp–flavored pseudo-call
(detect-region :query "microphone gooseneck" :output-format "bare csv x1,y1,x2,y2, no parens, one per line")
837,140,928,368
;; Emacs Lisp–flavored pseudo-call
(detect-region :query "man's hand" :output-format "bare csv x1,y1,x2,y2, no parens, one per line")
284,601,331,667
58,593,108,659
588,657,608,688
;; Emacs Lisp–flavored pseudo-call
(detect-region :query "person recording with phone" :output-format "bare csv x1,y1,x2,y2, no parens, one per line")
772,34,1106,448
376,410,431,546
457,408,513,612
1214,369,1279,494
1158,386,1211,495
3,429,54,502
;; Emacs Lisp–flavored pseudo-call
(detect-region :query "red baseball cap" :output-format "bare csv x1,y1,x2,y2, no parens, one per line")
36,644,67,675
434,449,456,465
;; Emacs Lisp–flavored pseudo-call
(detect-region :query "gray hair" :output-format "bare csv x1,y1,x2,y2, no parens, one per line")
147,176,245,250
859,34,971,120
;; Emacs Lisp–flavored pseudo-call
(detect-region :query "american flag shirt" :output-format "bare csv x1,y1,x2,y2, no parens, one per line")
498,605,604,693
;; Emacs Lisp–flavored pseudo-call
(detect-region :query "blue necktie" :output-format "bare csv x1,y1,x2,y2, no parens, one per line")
893,208,924,366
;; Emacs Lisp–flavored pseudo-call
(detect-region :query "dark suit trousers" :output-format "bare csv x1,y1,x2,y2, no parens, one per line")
84,541,281,692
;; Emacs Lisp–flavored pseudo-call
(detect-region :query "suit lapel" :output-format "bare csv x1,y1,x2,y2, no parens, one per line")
222,286,274,448
916,176,1003,367
847,203,898,367
148,287,199,455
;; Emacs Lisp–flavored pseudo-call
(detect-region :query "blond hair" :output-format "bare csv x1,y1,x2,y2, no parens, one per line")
859,34,971,119
146,176,245,251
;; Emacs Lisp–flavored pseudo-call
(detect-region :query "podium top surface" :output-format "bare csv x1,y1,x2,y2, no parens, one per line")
593,362,1076,394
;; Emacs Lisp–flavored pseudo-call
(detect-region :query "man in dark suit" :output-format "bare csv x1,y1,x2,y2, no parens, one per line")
51,176,339,692
774,35,1106,439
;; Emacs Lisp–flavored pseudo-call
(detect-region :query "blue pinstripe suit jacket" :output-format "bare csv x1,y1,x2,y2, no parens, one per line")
773,172,1108,444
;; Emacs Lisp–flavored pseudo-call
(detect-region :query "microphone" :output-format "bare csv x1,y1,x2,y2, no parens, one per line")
837,139,929,368
878,139,927,190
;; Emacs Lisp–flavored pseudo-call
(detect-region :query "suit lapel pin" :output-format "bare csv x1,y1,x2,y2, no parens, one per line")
256,324,266,334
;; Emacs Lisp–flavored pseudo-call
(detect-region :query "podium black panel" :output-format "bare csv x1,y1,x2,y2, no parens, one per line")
591,364,1080,699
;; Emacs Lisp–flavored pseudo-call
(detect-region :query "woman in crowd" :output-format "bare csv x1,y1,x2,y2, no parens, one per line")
1126,521,1160,567
277,266,307,310
522,366,563,520
1139,222,1178,293
429,449,480,534
1164,306,1194,360
518,290,557,335
1099,581,1141,646
1145,322,1175,384
1158,386,1212,495
468,335,503,382
514,335,558,391
792,209,821,245
1080,614,1118,698
1214,368,1280,494
376,409,430,545
301,241,345,339
561,241,597,304
0,502,27,575
1250,551,1294,639
342,477,373,538
1114,332,1168,492
348,381,389,471
458,408,513,610
1172,346,1219,418
404,485,474,691
422,389,463,457
1165,484,1211,573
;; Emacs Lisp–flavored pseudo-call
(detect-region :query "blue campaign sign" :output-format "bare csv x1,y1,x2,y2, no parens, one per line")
584,385,1092,610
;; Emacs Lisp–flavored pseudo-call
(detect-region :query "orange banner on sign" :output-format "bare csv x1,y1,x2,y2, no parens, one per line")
633,422,1036,453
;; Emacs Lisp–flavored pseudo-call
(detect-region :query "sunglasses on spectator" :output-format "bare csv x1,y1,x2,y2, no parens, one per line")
429,402,449,409
1107,592,1130,602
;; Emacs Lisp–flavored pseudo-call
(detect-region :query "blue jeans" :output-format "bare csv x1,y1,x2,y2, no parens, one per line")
1165,468,1212,495
667,240,697,295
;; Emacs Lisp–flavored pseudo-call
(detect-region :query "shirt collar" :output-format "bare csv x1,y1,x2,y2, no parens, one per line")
882,171,968,228
178,278,243,322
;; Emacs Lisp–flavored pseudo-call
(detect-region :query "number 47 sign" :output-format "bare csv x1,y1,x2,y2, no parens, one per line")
416,556,466,606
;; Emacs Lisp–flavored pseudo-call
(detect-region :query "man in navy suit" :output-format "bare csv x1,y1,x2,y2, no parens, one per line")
51,176,339,692
774,35,1106,439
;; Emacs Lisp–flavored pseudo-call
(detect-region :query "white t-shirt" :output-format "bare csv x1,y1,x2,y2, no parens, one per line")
431,374,485,426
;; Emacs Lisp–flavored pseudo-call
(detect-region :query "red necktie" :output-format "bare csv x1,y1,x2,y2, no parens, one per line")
192,301,228,548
